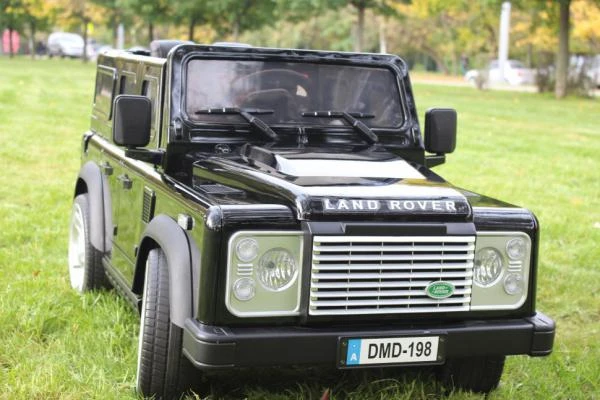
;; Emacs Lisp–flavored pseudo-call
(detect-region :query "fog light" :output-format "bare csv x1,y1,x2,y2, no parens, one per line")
233,277,255,301
236,238,258,262
257,248,297,291
474,247,503,287
503,273,523,295
506,238,526,260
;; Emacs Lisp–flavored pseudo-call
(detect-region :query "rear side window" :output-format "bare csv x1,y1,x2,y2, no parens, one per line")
94,66,116,119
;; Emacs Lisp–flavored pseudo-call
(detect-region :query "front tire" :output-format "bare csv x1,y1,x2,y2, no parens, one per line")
136,248,195,399
438,355,505,394
68,194,110,292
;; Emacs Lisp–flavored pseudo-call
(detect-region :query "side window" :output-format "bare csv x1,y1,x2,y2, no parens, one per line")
142,77,159,145
93,66,116,119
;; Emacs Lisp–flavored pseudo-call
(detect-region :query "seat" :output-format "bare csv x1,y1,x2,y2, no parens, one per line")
150,40,193,58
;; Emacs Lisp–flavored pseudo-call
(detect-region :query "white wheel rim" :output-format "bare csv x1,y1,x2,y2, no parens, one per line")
68,202,86,292
136,260,150,391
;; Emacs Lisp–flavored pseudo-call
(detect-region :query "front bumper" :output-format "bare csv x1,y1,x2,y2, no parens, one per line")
182,312,555,369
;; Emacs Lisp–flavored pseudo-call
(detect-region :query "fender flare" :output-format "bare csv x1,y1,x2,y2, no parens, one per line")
74,161,113,253
134,214,198,328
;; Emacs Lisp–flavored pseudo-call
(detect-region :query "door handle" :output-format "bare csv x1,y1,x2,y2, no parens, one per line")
117,174,132,190
100,161,113,176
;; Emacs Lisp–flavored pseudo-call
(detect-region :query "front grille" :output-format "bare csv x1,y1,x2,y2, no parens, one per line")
309,235,475,316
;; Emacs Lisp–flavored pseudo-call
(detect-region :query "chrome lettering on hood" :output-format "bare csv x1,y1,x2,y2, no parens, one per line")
323,199,458,212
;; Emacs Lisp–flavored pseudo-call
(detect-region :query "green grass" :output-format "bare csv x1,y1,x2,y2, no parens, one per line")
0,57,598,399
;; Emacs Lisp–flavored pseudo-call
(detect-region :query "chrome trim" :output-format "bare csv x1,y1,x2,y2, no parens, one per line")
309,235,475,316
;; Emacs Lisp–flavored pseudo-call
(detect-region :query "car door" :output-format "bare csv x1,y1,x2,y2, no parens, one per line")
109,68,141,282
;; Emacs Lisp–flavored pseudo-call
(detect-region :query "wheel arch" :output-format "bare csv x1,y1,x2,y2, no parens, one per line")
75,161,113,253
133,214,197,328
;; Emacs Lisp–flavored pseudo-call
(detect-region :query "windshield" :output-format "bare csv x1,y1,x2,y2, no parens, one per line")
185,59,403,128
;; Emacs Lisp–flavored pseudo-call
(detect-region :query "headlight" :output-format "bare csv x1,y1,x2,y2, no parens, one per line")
233,277,256,301
257,248,297,291
474,248,503,287
506,238,527,260
226,231,303,317
471,232,532,311
503,273,524,295
236,238,259,262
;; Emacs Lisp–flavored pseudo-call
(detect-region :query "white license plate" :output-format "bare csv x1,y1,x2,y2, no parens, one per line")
344,336,440,366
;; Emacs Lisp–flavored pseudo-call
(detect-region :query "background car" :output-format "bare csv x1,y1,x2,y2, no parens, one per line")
465,59,535,86
47,32,84,58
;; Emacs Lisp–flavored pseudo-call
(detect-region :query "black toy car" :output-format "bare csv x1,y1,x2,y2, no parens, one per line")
68,40,555,399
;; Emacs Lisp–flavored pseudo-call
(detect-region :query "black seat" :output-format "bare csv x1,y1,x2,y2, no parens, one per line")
150,40,193,58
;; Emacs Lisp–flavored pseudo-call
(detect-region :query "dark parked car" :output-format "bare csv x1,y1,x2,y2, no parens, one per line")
68,41,555,399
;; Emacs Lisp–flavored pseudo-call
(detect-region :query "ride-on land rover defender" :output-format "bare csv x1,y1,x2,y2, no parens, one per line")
68,41,555,398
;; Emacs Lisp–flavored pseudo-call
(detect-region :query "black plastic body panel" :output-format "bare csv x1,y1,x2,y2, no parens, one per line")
182,312,555,369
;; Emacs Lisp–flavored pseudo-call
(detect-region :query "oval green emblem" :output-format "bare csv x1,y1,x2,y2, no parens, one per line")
426,281,455,299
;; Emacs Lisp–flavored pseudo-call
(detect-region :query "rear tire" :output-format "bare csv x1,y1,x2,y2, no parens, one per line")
438,356,505,394
136,248,196,399
68,194,110,292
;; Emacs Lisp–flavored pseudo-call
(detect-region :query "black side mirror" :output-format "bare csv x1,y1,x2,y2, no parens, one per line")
112,95,152,147
424,108,457,154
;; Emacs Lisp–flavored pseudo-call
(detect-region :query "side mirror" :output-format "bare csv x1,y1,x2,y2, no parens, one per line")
424,108,457,154
112,95,152,147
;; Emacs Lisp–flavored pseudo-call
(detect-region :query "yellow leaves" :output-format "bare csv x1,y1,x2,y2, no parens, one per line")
571,0,600,51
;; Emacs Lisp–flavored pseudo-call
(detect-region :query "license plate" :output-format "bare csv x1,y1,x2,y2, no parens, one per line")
342,336,440,366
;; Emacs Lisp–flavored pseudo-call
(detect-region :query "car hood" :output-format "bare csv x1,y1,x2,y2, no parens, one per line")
192,146,471,221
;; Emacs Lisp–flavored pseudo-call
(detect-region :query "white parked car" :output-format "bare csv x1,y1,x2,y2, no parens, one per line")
47,32,84,58
465,59,535,86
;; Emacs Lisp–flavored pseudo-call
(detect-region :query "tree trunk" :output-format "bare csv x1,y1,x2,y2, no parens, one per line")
555,0,570,99
232,19,240,42
189,17,196,41
30,21,36,59
148,22,154,43
422,45,449,74
378,16,387,54
82,20,88,63
354,3,365,52
113,21,118,48
8,27,14,58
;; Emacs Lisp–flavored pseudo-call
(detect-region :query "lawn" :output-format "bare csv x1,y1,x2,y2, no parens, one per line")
0,57,598,399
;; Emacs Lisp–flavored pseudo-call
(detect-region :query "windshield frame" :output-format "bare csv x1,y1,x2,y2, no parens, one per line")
179,53,410,135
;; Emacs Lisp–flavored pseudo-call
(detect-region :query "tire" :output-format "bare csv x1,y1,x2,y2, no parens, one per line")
68,194,110,292
136,248,196,399
438,356,505,394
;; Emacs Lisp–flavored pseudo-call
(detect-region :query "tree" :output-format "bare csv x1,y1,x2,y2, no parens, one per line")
0,0,26,57
555,0,570,98
171,0,215,42
206,0,277,42
120,0,169,43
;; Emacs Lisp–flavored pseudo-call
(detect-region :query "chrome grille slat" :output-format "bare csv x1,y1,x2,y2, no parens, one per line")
314,262,472,271
312,271,473,280
309,235,475,316
311,297,471,307
312,288,472,298
313,253,471,261
313,244,475,252
312,279,473,289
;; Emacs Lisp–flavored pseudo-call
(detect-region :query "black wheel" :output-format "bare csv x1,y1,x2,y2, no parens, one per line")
136,248,196,399
68,194,111,292
438,356,505,394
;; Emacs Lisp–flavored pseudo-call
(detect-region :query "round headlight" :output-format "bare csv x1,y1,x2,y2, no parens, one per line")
503,273,524,295
474,247,504,287
236,238,258,262
506,238,527,260
257,248,297,291
233,277,256,301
